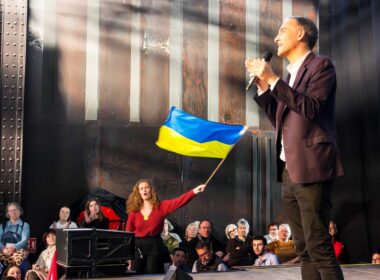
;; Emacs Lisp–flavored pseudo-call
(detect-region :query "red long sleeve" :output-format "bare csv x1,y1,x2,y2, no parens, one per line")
126,190,195,237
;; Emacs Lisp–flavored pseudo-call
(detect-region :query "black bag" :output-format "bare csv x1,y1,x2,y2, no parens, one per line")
1,221,24,245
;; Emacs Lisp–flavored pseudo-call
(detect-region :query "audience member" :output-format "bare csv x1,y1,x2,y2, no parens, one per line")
225,224,237,240
161,219,182,255
198,220,225,257
329,221,345,263
180,222,200,269
166,247,191,273
184,222,198,242
252,235,280,266
226,219,254,266
192,242,228,273
264,223,278,244
2,265,21,280
80,198,109,229
181,220,226,268
0,202,30,266
25,229,56,280
126,179,206,274
372,251,380,264
50,206,77,229
267,224,299,264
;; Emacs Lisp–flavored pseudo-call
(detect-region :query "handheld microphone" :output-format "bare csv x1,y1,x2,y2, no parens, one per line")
246,51,273,91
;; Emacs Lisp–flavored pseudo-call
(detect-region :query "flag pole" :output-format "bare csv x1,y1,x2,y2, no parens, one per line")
204,157,227,185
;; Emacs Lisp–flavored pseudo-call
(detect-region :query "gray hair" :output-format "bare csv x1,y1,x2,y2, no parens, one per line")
185,222,198,239
5,202,23,218
279,223,291,239
237,218,250,232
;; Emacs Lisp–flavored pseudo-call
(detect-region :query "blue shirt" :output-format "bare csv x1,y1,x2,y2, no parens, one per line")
254,251,281,266
0,219,30,250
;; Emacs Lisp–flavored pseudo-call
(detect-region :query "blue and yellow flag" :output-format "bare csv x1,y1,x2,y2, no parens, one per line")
156,107,247,158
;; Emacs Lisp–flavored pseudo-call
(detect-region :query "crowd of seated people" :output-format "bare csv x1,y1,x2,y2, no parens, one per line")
0,191,357,278
0,197,114,279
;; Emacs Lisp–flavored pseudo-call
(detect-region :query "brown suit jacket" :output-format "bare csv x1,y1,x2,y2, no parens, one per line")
254,52,344,184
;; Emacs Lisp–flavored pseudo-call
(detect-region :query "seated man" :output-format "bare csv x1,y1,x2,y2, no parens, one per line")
165,247,191,273
252,235,280,266
192,242,228,273
264,223,278,244
267,224,300,264
183,220,225,268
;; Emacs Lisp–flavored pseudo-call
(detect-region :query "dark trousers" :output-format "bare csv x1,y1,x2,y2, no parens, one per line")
132,236,165,274
282,169,344,280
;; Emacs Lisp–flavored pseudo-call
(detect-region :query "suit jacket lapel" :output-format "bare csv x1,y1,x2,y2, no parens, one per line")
277,53,315,137
292,52,315,90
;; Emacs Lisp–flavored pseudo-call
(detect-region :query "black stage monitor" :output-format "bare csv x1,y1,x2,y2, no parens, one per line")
56,228,134,267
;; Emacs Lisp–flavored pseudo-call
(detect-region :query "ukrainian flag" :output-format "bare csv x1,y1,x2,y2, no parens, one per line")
156,107,247,158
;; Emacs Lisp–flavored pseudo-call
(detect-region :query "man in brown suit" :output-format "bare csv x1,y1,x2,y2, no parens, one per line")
246,17,344,280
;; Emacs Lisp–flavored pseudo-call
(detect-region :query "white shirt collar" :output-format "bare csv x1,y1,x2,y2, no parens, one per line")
286,51,312,77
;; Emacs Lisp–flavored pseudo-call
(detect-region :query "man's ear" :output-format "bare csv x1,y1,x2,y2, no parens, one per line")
297,28,306,42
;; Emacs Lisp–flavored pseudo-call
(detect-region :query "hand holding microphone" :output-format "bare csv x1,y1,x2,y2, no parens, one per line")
245,51,278,91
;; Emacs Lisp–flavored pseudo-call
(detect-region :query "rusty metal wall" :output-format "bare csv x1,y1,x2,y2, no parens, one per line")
21,0,317,253
0,0,27,218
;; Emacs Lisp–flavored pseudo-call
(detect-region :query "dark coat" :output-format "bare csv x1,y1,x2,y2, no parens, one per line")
254,52,344,184
226,236,255,266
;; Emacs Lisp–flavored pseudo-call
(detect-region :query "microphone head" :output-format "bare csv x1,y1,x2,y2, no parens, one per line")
263,51,273,62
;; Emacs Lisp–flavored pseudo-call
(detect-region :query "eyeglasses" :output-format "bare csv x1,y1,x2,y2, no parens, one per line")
373,258,380,262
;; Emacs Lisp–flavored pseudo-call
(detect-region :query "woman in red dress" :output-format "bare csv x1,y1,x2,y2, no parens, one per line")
126,179,206,274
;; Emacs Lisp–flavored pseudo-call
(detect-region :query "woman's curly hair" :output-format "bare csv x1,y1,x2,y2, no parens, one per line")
127,179,159,213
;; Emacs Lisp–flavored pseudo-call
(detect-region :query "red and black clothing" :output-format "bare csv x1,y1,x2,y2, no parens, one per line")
126,190,196,274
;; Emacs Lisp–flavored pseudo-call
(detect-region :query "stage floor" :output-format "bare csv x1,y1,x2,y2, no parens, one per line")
92,264,380,280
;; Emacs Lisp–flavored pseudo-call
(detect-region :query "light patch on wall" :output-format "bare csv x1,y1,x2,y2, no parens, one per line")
85,0,100,121
130,0,141,122
208,0,219,122
245,0,260,127
282,0,292,74
169,0,183,109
